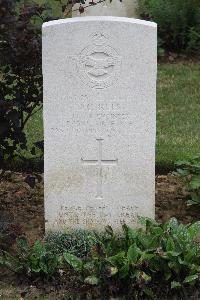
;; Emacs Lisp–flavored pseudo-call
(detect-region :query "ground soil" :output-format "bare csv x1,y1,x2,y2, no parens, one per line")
0,171,199,243
0,171,199,299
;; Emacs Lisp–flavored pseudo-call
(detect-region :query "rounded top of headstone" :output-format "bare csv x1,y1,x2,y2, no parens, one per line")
42,16,157,29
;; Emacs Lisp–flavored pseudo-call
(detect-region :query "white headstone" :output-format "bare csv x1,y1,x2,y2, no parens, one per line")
43,17,157,231
72,0,138,18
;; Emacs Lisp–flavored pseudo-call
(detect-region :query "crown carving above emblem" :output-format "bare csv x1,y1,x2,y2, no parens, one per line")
91,33,108,46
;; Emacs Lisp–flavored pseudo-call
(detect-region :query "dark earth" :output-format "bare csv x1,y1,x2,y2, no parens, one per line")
0,171,199,299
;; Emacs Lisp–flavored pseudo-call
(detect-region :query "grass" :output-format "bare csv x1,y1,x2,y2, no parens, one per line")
156,62,200,168
23,109,43,158
21,62,200,170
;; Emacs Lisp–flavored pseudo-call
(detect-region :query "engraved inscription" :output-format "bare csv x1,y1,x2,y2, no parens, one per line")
81,139,118,199
78,33,121,89
58,205,111,228
57,205,138,228
50,97,134,136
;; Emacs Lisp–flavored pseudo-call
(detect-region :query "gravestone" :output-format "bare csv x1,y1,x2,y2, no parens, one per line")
43,16,157,231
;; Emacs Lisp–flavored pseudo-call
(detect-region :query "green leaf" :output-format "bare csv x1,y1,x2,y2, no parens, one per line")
168,261,179,273
191,155,200,161
143,287,154,298
137,234,152,249
183,274,198,284
84,275,99,285
188,221,200,239
39,261,48,274
166,218,179,231
83,261,95,272
63,253,83,271
152,226,163,236
189,175,200,189
175,168,190,176
171,281,181,289
178,256,187,265
166,237,175,252
189,193,200,205
166,251,181,257
139,252,155,263
192,163,200,170
122,224,137,242
107,251,125,266
175,160,190,166
139,216,158,228
127,244,139,263
33,240,46,256
148,235,161,248
119,263,129,278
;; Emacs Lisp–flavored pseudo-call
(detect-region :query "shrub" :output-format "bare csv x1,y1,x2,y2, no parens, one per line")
0,0,80,166
137,0,200,54
0,0,63,166
0,66,43,167
0,0,46,166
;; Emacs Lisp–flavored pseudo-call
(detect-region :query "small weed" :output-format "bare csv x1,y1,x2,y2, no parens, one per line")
175,155,200,206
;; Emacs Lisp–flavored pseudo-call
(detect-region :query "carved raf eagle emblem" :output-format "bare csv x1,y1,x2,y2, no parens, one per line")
85,56,116,77
78,33,121,89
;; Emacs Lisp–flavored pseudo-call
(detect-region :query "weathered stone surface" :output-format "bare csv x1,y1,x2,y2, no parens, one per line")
42,17,157,231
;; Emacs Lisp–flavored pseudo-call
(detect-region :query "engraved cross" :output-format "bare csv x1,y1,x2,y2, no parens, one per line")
81,139,118,199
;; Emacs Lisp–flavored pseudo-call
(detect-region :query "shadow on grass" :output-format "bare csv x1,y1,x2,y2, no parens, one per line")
2,158,174,175
2,158,44,173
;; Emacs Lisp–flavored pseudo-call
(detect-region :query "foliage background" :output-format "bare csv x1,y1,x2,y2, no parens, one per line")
137,0,200,55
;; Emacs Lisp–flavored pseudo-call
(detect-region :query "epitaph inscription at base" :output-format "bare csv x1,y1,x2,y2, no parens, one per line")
43,17,157,231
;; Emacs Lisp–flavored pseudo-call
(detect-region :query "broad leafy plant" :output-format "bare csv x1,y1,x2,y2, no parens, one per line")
63,218,200,297
175,155,200,206
0,237,62,278
1,218,200,297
